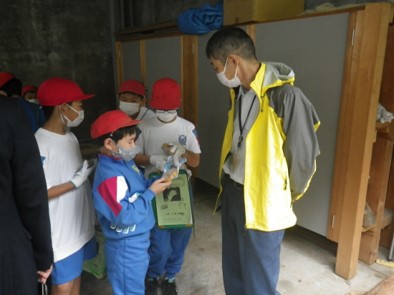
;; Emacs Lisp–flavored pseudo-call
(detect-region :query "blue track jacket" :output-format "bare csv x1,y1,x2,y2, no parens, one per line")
92,154,156,239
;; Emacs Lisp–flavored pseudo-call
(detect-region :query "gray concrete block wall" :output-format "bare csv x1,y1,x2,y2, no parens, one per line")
0,0,116,141
0,0,389,140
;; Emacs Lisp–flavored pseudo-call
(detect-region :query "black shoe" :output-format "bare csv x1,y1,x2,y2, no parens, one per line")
145,277,159,295
161,278,178,295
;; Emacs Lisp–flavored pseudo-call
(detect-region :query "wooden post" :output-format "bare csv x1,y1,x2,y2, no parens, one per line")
334,3,393,279
180,35,198,126
115,41,123,91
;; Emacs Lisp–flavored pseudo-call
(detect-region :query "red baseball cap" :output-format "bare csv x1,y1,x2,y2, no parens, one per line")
91,110,141,139
0,72,15,88
22,85,38,97
119,80,146,97
37,77,94,106
150,78,181,110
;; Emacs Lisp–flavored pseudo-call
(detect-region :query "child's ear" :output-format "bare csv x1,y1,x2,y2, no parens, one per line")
103,138,115,151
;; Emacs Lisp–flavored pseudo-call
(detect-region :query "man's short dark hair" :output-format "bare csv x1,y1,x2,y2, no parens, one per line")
206,27,257,64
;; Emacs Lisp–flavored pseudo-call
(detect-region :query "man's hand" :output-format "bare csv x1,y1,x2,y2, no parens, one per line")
37,265,52,284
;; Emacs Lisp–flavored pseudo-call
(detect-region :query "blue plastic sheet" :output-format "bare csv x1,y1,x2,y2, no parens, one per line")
177,3,223,35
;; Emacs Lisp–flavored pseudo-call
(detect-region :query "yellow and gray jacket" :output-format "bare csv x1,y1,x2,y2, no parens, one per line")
218,62,320,231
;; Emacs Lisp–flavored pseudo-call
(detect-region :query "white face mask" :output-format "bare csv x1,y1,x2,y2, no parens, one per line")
216,58,241,88
156,110,177,123
28,99,40,105
119,101,140,116
61,104,84,128
112,143,140,161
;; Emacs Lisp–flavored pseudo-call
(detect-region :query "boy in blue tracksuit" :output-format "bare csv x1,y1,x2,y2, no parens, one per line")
90,110,172,295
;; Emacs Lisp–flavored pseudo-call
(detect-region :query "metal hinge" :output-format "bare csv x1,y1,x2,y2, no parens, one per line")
331,214,336,229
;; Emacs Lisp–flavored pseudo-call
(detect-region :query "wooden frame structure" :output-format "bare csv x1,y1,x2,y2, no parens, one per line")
113,2,394,280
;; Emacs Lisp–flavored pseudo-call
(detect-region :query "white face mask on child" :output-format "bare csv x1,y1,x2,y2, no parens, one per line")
156,110,177,123
119,101,140,116
111,144,140,161
61,105,84,128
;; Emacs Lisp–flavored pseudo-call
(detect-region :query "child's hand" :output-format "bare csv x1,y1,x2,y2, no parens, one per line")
149,155,167,171
149,177,172,195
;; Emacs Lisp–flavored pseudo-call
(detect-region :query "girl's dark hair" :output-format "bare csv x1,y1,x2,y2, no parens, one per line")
97,125,139,145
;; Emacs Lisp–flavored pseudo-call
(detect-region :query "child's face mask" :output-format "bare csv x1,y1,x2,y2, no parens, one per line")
156,110,177,123
111,140,140,161
119,101,140,116
62,104,84,128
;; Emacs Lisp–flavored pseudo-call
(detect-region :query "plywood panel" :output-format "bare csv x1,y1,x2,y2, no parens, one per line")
121,41,142,84
254,13,349,236
145,36,181,107
196,32,230,187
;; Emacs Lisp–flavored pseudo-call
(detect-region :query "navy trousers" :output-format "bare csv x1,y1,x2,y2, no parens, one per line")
221,175,285,295
147,226,192,279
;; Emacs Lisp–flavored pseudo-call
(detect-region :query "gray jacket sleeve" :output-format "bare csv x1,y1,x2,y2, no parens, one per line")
268,84,320,200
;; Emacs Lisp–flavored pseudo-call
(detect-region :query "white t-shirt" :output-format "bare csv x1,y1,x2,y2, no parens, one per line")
35,128,95,262
137,116,201,177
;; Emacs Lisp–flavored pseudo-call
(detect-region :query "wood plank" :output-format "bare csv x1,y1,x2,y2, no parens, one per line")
335,3,392,279
180,35,198,181
379,25,394,248
139,40,146,85
379,25,394,113
326,12,358,242
365,273,394,295
359,133,394,264
115,41,124,91
180,35,198,126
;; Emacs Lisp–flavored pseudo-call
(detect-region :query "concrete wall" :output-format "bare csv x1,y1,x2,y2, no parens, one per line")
1,0,387,141
0,0,116,141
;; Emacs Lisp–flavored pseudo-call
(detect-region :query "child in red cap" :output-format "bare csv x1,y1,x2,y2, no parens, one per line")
90,110,171,295
22,84,39,104
118,79,156,121
134,77,201,295
35,77,97,295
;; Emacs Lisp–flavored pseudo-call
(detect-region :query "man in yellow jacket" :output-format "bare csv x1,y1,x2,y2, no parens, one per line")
206,27,320,295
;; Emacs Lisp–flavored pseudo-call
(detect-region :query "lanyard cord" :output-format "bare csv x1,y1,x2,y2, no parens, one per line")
140,108,149,120
237,94,257,149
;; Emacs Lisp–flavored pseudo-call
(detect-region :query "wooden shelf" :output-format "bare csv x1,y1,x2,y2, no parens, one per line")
362,224,376,232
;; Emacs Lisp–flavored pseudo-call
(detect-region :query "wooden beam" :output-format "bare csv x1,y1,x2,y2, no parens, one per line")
365,273,394,295
115,41,123,91
326,12,358,242
180,35,198,181
335,3,393,279
180,35,198,126
139,40,146,85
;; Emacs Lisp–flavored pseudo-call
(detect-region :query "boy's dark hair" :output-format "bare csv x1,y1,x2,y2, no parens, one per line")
42,106,54,119
206,27,257,64
42,102,73,119
96,125,139,145
0,78,22,97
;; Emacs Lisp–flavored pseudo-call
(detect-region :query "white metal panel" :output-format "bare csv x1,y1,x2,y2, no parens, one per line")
254,13,349,236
